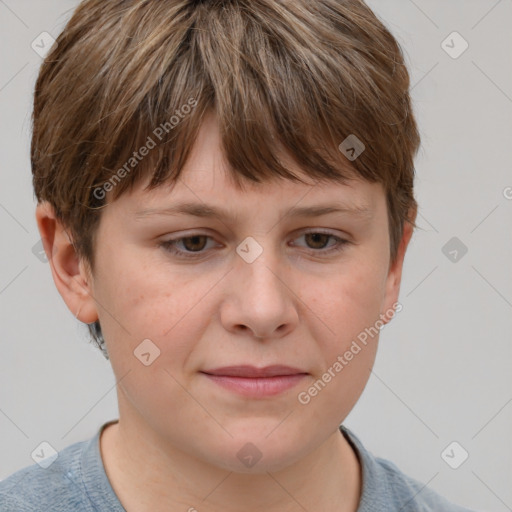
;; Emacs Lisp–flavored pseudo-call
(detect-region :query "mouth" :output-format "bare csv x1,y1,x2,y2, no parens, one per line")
200,365,308,397
202,365,307,378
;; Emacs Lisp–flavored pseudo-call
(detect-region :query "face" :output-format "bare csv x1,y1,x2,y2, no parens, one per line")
41,112,411,474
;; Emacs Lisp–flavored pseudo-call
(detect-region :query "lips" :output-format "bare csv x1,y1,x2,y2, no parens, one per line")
201,365,307,378
200,365,309,397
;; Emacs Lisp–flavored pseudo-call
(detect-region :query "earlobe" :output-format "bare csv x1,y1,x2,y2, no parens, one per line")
35,201,99,324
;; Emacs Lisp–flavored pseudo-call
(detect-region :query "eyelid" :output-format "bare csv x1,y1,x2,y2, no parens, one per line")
159,232,219,256
158,228,352,260
290,229,351,253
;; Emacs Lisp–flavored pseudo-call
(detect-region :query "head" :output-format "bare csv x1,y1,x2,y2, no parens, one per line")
34,0,419,472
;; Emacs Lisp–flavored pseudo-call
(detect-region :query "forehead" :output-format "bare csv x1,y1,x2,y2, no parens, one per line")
114,171,383,231
104,112,384,219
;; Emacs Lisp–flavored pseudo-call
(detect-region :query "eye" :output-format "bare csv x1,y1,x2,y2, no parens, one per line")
292,230,351,255
159,234,216,259
158,230,351,260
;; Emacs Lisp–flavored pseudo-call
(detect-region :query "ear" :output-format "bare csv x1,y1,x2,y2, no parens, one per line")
380,206,417,324
35,201,99,324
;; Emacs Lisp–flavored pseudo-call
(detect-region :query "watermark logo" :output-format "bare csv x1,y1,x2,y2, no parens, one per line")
441,31,469,60
31,441,58,469
134,338,161,366
441,441,469,469
31,32,57,59
236,442,263,468
93,97,198,201
297,302,402,405
339,134,365,161
442,236,468,263
236,237,263,263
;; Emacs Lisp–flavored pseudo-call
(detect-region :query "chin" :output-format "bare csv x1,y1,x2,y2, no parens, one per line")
202,430,309,474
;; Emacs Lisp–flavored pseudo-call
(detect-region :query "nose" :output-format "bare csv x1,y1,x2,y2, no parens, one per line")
219,244,299,341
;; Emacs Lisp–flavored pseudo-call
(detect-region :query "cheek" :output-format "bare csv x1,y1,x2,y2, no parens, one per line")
294,257,387,416
95,249,216,366
98,260,216,430
303,256,387,353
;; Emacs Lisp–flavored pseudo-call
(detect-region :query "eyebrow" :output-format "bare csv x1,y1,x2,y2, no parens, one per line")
134,201,373,221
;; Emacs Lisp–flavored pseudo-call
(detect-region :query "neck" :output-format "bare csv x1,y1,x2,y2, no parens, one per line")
100,416,361,512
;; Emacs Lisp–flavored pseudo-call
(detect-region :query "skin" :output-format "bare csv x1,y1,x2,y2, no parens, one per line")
36,111,415,512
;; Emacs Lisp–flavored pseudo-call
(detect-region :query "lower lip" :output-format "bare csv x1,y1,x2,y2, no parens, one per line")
201,373,307,397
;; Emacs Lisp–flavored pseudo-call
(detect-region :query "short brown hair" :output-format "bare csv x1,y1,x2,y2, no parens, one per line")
32,0,421,356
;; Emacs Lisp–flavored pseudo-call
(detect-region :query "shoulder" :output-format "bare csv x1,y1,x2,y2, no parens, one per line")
0,439,95,512
340,425,476,512
372,456,474,512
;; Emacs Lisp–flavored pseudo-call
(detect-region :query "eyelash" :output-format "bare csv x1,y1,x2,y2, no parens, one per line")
158,230,351,260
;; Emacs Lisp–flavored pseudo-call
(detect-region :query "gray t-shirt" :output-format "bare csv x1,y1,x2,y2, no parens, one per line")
0,420,474,511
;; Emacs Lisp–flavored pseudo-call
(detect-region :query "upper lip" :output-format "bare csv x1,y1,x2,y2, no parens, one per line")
201,365,307,378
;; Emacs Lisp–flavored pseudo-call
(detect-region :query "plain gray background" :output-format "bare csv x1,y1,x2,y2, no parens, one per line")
1,1,511,510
